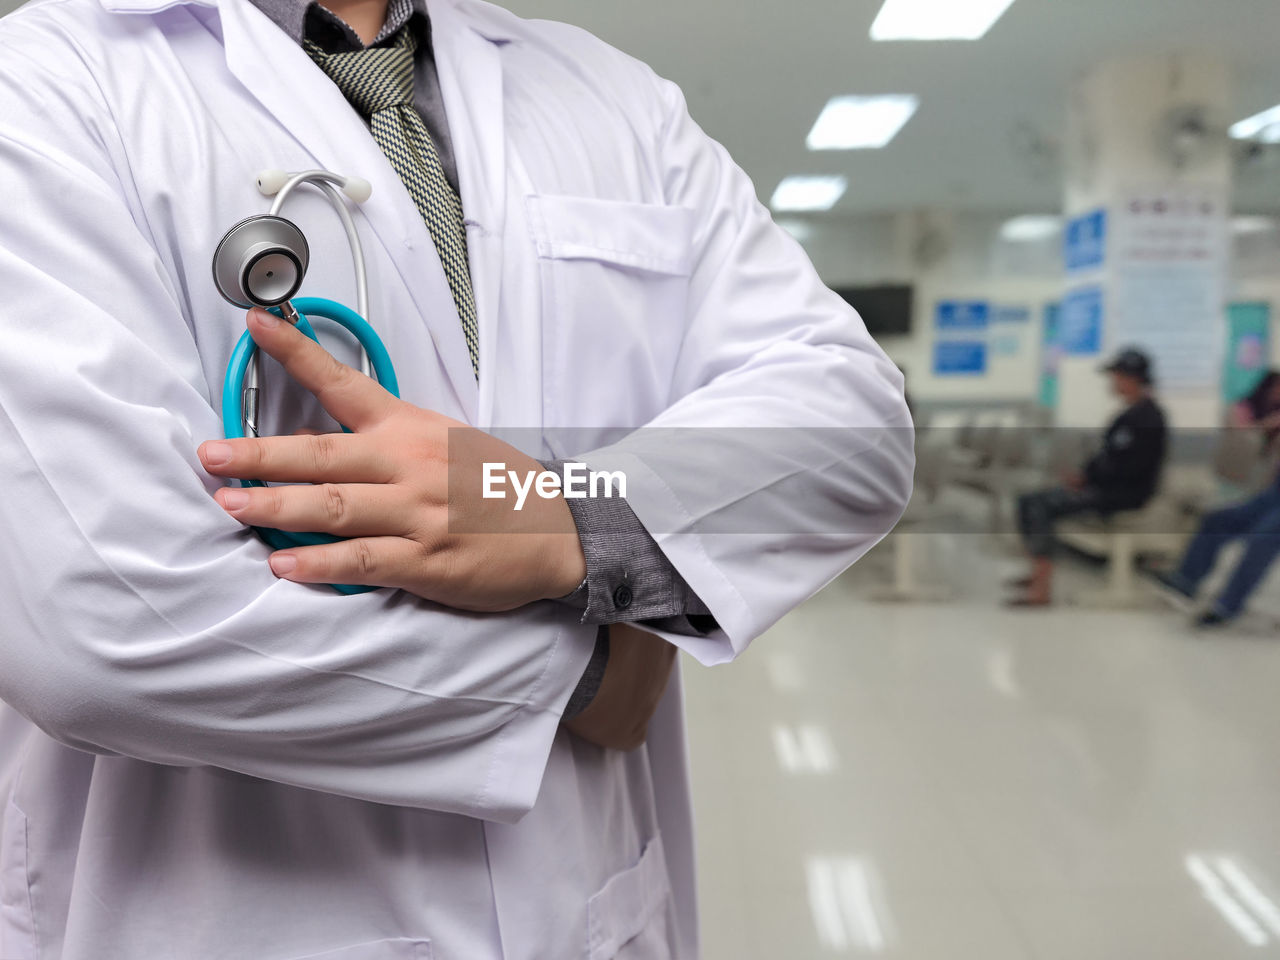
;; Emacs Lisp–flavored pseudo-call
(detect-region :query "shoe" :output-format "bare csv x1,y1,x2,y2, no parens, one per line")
1193,610,1233,629
1003,575,1034,590
1152,571,1196,613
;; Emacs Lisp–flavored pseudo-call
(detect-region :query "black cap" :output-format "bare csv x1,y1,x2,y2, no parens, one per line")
1102,348,1153,385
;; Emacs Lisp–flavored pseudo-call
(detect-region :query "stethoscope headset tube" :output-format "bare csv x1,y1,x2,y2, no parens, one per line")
213,170,396,595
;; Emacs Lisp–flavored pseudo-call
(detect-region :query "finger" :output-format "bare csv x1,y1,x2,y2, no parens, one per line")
199,433,397,483
248,307,398,431
214,483,413,538
269,537,424,589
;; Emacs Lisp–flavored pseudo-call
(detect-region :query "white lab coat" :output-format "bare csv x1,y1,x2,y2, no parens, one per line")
0,0,913,956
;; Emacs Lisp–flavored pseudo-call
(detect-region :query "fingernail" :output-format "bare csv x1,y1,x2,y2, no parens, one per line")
202,442,233,466
269,554,297,577
219,488,250,511
251,307,281,328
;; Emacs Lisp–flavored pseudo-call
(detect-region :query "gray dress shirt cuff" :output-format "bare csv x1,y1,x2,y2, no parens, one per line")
545,457,717,720
538,459,716,631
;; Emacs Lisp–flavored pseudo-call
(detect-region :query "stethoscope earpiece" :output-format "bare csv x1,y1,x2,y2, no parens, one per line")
212,215,310,309
256,168,372,204
255,169,292,197
340,176,373,204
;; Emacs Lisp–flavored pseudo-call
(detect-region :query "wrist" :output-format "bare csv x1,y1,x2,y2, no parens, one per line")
547,535,587,599
543,497,587,598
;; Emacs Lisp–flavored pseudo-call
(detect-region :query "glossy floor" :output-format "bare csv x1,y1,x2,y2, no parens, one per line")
685,531,1280,959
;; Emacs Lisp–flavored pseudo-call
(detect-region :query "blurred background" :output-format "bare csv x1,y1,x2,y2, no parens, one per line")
495,1,1280,957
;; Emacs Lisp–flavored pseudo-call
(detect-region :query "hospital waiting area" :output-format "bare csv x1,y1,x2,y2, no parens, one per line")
1,0,1280,958
494,0,1280,956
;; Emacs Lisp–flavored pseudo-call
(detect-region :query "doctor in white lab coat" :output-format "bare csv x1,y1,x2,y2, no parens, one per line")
0,0,913,956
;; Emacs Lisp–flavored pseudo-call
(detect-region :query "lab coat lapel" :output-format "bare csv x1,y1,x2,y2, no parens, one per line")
426,0,509,428
217,0,480,421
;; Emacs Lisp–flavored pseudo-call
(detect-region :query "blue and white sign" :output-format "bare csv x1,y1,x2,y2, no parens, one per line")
992,305,1031,325
933,340,988,376
1060,285,1104,355
1064,208,1107,273
935,301,989,332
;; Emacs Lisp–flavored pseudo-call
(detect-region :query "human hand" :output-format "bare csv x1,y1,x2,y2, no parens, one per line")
198,308,586,610
564,623,678,752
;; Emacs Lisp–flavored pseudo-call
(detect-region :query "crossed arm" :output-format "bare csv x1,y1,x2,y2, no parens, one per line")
198,307,676,747
0,59,911,806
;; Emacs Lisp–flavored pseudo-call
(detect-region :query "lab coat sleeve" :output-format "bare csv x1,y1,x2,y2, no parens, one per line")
0,127,596,822
582,77,915,664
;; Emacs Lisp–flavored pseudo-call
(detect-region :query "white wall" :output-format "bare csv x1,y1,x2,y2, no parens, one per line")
791,210,1061,407
795,210,1280,418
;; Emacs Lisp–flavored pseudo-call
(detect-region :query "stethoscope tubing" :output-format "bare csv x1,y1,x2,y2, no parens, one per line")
222,296,400,595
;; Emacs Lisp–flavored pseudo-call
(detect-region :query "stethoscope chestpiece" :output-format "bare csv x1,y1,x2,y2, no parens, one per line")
212,215,311,309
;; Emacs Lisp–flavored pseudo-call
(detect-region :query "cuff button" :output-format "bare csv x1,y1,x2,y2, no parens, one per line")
612,583,633,609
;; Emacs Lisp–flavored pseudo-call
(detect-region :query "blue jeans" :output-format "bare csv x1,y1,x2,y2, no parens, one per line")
1175,486,1280,618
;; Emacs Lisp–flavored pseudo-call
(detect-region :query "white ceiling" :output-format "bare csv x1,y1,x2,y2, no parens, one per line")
4,0,1279,213
497,0,1280,215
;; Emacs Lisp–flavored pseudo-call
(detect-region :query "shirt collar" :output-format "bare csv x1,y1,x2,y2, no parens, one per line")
249,0,430,49
95,0,518,48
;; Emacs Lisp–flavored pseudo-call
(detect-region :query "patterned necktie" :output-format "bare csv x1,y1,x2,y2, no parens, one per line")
305,28,480,380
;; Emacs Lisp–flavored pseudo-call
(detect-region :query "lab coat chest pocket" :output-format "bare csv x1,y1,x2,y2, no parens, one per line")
586,836,673,960
526,196,695,448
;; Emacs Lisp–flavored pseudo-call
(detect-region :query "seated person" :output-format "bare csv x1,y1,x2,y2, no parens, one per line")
1009,348,1168,606
1155,370,1280,627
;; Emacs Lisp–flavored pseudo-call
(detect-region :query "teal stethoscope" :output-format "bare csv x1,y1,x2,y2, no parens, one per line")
212,169,399,594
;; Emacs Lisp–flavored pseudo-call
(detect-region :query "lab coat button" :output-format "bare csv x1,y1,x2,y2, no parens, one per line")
612,584,633,609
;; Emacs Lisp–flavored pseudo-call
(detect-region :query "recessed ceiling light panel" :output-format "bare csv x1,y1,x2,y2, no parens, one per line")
871,0,1018,41
771,176,848,212
1231,216,1277,235
806,95,920,150
1230,105,1280,143
999,215,1062,242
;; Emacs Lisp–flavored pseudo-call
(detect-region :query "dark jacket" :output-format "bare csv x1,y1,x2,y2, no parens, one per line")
1084,396,1168,511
